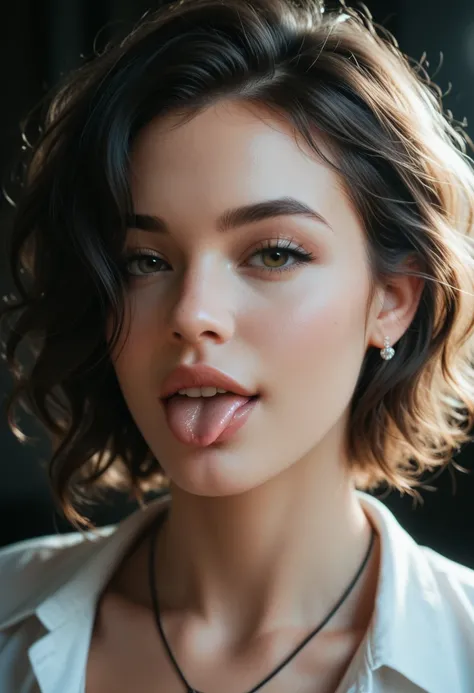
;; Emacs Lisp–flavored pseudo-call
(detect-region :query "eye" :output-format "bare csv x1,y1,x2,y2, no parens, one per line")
121,238,316,278
122,251,167,277
246,238,315,273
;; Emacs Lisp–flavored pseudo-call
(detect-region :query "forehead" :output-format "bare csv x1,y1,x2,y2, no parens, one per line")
127,100,366,261
129,101,342,202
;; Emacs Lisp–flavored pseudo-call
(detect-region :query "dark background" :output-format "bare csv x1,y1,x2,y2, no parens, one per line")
1,0,474,561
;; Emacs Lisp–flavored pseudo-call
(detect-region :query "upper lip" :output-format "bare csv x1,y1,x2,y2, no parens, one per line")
160,364,258,399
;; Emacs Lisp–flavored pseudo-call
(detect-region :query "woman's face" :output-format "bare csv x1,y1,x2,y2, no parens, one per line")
109,100,380,497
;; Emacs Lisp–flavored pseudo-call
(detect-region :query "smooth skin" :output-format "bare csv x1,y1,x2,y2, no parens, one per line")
87,100,424,693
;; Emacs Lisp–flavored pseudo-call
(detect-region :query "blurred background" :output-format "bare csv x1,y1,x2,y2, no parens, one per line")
1,0,474,560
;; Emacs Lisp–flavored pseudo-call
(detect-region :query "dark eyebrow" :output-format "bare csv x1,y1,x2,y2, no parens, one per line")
125,196,332,234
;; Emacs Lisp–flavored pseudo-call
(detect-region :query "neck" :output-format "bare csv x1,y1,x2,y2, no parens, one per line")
153,454,380,644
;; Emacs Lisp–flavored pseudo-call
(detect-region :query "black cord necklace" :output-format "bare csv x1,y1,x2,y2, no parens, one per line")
148,507,376,693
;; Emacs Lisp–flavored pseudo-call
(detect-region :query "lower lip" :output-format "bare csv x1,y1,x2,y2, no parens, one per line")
213,395,260,444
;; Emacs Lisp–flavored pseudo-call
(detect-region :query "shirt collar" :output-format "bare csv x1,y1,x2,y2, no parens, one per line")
358,492,457,693
28,494,170,693
30,491,455,693
35,493,170,631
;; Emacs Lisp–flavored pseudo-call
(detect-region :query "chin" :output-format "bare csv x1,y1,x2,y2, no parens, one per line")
163,453,272,498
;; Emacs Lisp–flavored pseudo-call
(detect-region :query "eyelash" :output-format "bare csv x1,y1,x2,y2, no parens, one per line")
121,238,316,278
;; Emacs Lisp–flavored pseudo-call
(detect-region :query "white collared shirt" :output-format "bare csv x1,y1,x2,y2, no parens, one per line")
1,490,474,693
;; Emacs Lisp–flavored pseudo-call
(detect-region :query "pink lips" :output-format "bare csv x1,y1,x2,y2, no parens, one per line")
160,363,257,400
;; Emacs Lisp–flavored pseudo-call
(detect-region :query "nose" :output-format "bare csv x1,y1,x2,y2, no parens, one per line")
166,262,235,346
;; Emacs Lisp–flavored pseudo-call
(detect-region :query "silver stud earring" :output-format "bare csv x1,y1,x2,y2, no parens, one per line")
380,336,395,361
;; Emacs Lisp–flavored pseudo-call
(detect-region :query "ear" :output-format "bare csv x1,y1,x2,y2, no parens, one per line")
368,260,425,350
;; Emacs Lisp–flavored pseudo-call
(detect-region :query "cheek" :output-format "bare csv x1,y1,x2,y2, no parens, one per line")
253,274,365,355
109,293,164,388
251,270,369,414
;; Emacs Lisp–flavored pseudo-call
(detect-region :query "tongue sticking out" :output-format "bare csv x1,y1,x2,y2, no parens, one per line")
164,393,252,446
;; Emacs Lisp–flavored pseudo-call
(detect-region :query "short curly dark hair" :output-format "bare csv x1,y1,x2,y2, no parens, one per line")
2,0,474,529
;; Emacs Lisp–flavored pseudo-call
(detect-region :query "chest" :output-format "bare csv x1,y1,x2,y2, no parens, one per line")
84,593,365,693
